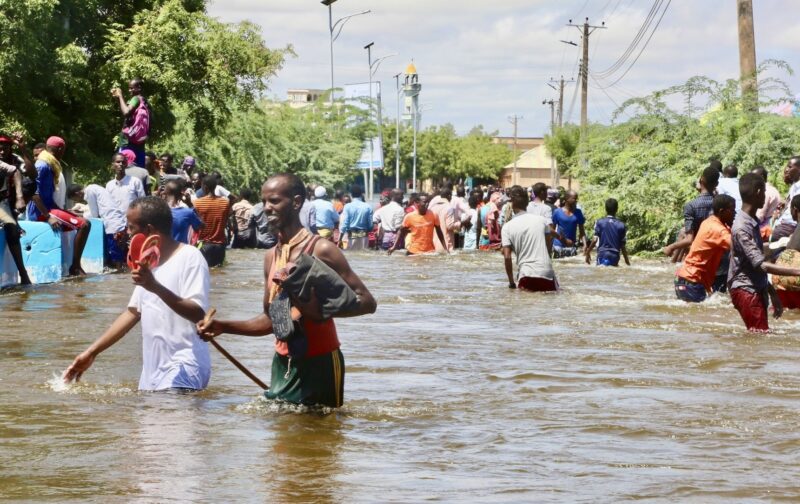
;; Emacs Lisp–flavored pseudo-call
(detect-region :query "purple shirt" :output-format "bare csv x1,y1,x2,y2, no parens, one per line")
728,211,767,293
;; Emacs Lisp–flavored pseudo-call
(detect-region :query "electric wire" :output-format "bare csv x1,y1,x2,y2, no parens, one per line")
593,0,662,78
594,0,671,89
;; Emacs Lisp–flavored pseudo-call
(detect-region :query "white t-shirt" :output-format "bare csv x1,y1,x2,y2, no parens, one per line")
716,177,742,212
373,201,405,232
190,185,230,202
128,244,211,391
215,185,231,198
83,184,127,234
526,200,553,226
55,172,67,209
106,175,145,214
501,211,554,281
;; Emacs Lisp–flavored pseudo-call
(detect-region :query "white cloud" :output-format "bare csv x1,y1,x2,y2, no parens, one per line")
208,0,800,137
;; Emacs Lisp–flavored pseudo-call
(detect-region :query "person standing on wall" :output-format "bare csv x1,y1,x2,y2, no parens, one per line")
113,78,150,168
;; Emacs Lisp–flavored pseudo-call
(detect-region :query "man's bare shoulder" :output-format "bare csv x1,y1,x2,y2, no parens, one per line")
313,238,344,257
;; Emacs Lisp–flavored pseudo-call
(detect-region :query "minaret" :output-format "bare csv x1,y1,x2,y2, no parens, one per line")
403,61,421,191
402,61,421,126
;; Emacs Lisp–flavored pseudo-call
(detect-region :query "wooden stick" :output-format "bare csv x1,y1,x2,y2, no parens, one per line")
203,308,269,390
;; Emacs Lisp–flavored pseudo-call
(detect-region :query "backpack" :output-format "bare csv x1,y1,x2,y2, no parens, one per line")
123,96,150,145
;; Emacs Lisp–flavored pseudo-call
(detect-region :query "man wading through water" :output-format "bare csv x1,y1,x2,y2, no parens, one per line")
197,174,376,407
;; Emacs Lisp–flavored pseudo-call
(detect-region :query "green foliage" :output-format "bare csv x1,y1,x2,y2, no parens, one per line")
417,124,459,181
575,63,800,254
458,126,514,180
0,0,286,181
381,122,511,183
106,0,288,141
153,102,367,192
543,124,580,178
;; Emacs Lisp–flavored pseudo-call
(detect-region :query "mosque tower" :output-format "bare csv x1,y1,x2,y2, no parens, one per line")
402,60,421,126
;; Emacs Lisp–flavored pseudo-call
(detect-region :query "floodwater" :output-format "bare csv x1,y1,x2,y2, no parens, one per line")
2,250,800,502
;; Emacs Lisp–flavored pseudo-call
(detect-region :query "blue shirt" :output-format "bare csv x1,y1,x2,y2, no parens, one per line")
683,192,713,235
299,200,317,234
27,159,56,220
594,216,627,260
171,207,203,244
311,198,340,229
340,198,373,233
552,207,585,247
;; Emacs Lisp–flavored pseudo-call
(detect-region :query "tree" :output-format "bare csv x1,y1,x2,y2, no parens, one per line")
417,124,459,182
381,122,511,184
456,128,512,180
544,123,580,179
0,0,287,180
153,101,367,192
574,61,800,254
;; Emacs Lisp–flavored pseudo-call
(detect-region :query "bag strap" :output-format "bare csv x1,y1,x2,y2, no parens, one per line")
302,235,321,256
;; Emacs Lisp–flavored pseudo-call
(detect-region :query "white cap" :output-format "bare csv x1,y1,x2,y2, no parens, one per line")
314,186,327,198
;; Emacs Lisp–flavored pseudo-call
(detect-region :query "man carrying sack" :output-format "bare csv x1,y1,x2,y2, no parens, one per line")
197,173,376,408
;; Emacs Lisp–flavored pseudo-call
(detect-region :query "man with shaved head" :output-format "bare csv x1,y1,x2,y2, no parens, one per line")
198,174,376,408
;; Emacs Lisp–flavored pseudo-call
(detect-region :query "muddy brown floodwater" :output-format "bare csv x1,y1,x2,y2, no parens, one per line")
1,249,800,502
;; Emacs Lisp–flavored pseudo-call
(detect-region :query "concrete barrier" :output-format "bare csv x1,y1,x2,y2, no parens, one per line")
61,218,105,276
0,218,106,287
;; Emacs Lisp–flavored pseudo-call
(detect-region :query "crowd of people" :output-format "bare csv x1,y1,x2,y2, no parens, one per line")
5,76,800,410
664,156,800,332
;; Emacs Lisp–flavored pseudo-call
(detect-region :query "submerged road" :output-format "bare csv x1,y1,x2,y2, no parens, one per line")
1,249,799,501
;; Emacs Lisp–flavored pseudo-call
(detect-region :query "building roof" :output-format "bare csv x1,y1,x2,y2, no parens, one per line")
405,62,417,75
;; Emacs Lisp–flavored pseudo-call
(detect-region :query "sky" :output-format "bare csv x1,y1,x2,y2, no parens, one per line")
207,0,800,138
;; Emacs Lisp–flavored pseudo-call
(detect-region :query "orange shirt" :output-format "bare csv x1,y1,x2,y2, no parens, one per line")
333,200,344,213
193,196,230,244
677,215,732,290
402,210,439,254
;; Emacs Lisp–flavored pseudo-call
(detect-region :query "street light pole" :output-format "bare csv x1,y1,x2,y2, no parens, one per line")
412,102,417,193
365,42,374,201
322,0,370,106
324,0,335,106
363,46,397,201
394,73,401,191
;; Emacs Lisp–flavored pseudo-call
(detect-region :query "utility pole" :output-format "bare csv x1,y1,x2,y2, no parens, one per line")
546,76,573,189
507,115,522,186
568,18,605,167
542,99,557,187
737,0,758,112
548,76,574,127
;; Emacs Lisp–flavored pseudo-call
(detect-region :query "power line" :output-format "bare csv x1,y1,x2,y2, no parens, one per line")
594,0,671,89
606,0,625,19
593,0,663,78
592,0,614,19
589,72,627,119
575,0,591,17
